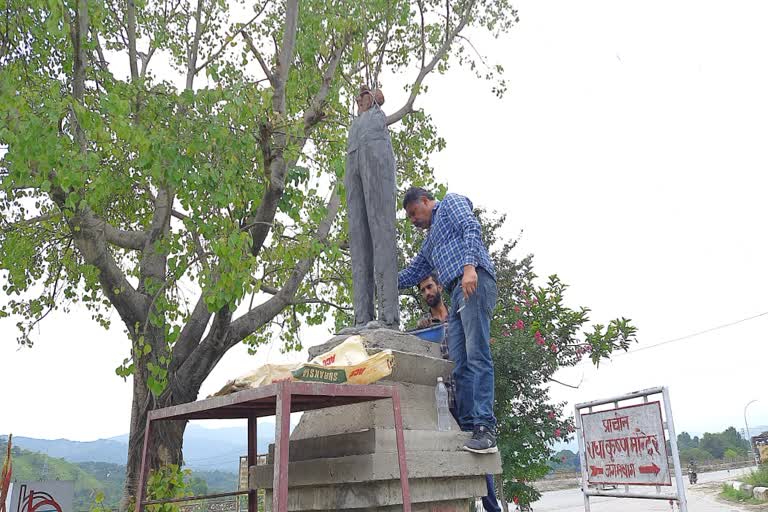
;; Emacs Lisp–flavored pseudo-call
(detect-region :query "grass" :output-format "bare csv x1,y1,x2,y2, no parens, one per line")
744,466,768,488
720,484,764,505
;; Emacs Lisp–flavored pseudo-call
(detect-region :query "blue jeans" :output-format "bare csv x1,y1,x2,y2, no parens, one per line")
483,474,502,512
447,267,497,430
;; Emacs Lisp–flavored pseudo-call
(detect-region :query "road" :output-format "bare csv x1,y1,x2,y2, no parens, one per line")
534,467,757,511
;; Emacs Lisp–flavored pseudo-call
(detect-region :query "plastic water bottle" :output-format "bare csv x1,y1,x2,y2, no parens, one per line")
435,377,452,431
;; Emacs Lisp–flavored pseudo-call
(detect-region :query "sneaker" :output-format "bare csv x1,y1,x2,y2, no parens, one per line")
463,426,498,454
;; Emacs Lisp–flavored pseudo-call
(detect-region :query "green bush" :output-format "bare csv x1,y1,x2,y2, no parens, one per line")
720,484,761,504
743,465,768,488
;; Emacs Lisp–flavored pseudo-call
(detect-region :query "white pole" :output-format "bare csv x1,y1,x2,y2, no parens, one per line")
744,400,758,468
574,404,591,512
663,387,688,512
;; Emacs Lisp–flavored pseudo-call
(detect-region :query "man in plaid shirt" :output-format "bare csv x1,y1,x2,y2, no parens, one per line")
399,186,498,454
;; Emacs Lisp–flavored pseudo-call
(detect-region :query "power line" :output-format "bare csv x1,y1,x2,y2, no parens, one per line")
615,311,768,357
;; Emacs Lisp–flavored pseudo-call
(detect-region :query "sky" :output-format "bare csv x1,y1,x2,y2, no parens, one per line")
2,0,768,443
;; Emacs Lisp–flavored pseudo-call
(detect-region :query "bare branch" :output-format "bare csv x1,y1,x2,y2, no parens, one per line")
195,7,266,74
547,375,584,389
386,0,478,125
242,31,275,86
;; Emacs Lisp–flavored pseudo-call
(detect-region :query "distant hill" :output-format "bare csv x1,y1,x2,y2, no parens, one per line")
0,438,237,510
12,423,282,472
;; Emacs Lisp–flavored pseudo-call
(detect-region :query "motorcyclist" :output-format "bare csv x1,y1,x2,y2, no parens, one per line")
687,459,698,484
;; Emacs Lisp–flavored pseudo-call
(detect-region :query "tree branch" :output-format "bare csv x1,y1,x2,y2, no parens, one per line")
126,0,139,81
386,0,477,125
302,35,350,131
260,285,351,313
242,31,275,86
230,185,341,346
194,8,265,74
186,0,205,90
247,0,300,257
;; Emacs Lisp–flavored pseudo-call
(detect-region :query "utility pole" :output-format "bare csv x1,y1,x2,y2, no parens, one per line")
744,399,758,468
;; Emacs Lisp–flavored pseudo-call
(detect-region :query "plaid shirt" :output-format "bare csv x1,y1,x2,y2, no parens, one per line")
398,193,496,290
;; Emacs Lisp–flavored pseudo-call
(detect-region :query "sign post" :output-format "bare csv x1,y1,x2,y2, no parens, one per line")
574,386,687,511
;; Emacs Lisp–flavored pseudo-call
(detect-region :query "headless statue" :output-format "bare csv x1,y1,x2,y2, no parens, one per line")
344,85,399,330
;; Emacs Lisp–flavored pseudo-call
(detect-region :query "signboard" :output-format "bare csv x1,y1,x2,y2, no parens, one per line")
9,481,73,512
581,402,671,486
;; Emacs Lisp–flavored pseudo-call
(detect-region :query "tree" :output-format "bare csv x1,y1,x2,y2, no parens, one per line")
680,447,713,463
0,0,519,506
700,433,726,459
678,432,695,450
398,210,637,506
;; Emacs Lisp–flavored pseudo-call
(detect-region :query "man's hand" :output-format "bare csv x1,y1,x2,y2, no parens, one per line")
461,265,478,299
416,317,431,329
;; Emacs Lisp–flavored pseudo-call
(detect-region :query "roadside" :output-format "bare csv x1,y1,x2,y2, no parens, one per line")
697,480,768,510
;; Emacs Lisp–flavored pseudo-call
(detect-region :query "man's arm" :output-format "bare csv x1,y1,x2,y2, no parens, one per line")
398,251,431,289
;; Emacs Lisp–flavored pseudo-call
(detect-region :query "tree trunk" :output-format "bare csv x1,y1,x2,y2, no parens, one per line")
121,336,198,510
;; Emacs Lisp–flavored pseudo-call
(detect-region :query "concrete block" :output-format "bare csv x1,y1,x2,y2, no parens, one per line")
291,381,454,439
262,477,486,511
753,487,768,500
251,450,502,488
268,429,473,463
732,481,744,491
741,484,754,495
383,351,454,386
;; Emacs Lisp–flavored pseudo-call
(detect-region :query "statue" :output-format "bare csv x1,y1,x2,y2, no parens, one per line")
343,85,399,331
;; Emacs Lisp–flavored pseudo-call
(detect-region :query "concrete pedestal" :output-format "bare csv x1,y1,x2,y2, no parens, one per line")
251,330,502,511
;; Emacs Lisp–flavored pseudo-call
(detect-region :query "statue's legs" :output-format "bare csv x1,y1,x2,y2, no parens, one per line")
345,149,376,326
358,135,400,329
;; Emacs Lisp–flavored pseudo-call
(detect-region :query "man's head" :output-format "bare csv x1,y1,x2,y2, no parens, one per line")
402,186,436,229
418,272,443,309
356,85,385,114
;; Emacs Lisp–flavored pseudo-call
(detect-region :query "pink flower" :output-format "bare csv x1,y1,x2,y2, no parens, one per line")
514,320,524,330
532,297,539,304
547,411,555,420
536,339,546,346
555,428,562,437
535,330,545,345
502,330,510,337
514,306,521,313
550,343,558,353
567,424,575,432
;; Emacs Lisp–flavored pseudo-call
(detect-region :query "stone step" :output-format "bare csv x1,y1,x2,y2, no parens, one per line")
263,477,484,512
251,449,502,489
268,428,474,463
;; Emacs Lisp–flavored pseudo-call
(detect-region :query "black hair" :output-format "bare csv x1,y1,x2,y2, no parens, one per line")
402,186,434,209
418,271,440,288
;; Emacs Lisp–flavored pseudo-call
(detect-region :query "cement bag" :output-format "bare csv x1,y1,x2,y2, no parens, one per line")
212,362,300,396
308,335,369,367
292,350,395,385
